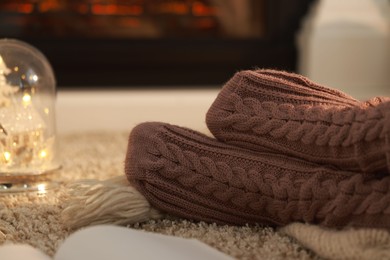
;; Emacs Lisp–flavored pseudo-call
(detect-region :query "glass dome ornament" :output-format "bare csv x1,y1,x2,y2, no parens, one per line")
0,39,60,193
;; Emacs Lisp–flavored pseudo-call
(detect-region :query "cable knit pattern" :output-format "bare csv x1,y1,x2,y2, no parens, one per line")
219,93,387,147
126,122,390,228
207,69,390,173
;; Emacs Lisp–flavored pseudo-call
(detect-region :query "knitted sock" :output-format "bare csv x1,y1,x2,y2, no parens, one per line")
206,69,390,173
125,122,390,229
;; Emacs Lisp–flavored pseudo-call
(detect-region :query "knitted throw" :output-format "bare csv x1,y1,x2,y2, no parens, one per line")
206,69,390,173
125,122,390,228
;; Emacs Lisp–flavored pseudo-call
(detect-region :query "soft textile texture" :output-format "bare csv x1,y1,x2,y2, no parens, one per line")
1,132,389,260
62,176,163,230
206,69,390,173
282,223,390,260
0,132,317,259
125,122,390,228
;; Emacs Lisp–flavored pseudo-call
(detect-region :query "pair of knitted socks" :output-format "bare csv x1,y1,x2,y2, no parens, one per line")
125,69,390,229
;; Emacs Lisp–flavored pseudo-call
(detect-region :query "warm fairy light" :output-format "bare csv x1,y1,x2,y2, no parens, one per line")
22,93,32,106
37,183,47,193
3,151,11,162
0,39,59,193
31,75,38,82
22,93,31,102
39,150,47,158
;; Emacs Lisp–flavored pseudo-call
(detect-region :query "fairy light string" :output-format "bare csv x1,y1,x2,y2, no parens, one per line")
0,54,54,172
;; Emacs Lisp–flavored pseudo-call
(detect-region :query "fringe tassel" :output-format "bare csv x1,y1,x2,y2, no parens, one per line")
0,230,6,243
61,175,162,230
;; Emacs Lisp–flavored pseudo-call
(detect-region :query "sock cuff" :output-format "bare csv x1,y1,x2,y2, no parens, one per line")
237,70,359,106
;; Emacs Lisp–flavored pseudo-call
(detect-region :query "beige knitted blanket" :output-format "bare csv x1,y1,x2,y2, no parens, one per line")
0,132,389,259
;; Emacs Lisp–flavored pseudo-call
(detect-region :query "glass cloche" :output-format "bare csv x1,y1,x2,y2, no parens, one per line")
0,39,60,192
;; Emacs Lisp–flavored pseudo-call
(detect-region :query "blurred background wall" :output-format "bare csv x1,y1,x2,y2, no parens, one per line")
0,0,314,88
297,0,390,99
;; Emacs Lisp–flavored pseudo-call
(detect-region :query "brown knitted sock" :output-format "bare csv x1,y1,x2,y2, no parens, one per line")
206,69,390,173
125,122,390,229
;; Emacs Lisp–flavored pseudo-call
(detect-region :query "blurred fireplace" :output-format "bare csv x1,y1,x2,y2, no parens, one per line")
0,0,313,87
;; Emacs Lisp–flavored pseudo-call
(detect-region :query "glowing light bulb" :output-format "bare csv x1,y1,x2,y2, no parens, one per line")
3,151,11,162
22,93,32,106
37,183,46,194
39,150,47,158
